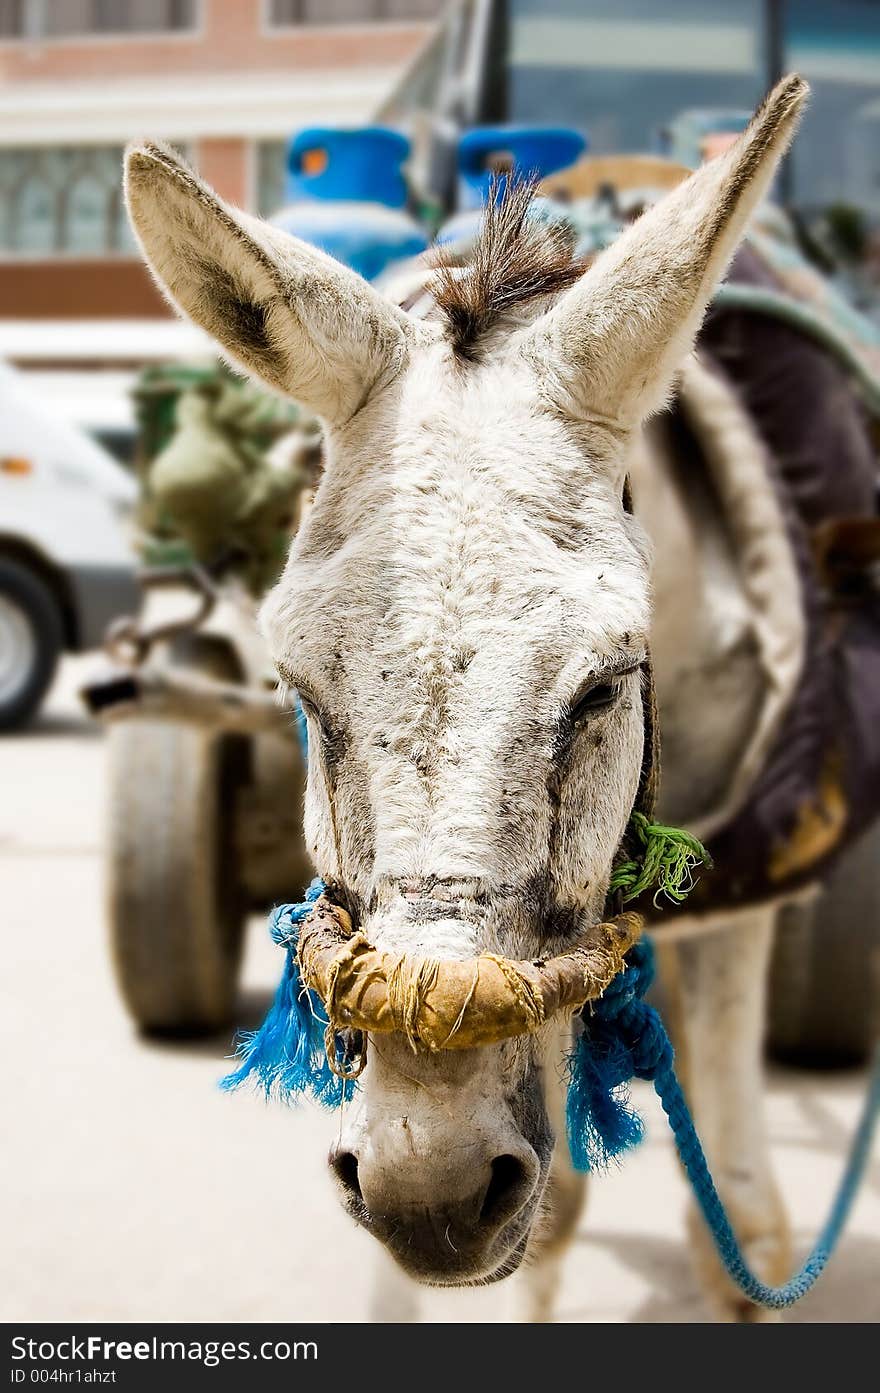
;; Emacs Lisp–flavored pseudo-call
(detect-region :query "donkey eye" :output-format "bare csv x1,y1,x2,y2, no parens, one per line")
569,679,621,723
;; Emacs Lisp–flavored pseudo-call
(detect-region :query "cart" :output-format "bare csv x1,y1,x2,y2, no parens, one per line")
84,357,319,1033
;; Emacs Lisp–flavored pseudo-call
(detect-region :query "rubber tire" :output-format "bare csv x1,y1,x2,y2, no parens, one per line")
107,635,250,1035
0,557,63,731
768,824,880,1068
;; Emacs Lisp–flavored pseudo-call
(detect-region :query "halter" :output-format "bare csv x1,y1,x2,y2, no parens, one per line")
296,893,641,1058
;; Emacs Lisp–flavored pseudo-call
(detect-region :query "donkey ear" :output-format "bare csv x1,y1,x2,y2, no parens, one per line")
124,141,422,427
521,75,808,427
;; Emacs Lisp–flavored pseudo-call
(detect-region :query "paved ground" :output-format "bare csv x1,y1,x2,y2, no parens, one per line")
2,657,878,1323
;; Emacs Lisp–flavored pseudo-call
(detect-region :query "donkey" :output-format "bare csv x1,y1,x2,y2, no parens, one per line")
125,75,808,1321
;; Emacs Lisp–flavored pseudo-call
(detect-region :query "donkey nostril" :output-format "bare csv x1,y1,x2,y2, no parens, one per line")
479,1153,531,1227
331,1150,362,1203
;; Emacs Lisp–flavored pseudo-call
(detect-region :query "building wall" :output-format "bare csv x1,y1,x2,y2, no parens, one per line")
0,259,169,321
196,137,251,207
0,0,435,322
0,1,428,85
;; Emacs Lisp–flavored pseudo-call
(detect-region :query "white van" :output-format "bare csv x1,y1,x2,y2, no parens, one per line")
0,361,139,729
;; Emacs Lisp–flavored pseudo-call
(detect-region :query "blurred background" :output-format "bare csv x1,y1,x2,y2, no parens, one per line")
1,0,879,1323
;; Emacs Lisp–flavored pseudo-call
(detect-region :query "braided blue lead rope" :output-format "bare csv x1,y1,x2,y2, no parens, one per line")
658,1047,880,1308
574,937,880,1309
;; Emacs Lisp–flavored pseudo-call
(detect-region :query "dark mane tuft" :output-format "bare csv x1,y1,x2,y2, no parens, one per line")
431,179,587,356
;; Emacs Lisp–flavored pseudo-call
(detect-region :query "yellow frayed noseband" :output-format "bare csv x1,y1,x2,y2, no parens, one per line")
297,894,643,1058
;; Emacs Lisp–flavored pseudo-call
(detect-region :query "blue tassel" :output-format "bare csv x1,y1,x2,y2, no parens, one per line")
221,879,351,1107
566,938,672,1172
566,1029,646,1171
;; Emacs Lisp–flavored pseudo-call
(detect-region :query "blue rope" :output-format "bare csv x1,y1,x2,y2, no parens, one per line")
220,878,349,1105
573,936,880,1309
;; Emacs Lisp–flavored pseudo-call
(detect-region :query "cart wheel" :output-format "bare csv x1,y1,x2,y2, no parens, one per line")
107,635,250,1034
768,825,880,1067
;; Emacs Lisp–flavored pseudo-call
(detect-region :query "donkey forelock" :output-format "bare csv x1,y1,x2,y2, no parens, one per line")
430,180,589,357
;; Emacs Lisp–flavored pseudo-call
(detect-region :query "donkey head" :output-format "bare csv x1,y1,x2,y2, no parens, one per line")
126,77,806,1285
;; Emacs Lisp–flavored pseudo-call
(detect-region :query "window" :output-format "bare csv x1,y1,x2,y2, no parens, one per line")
0,0,196,38
0,1,23,35
484,1,879,310
782,0,880,216
502,0,765,154
268,0,442,25
66,170,112,253
494,1,880,215
11,174,55,254
0,146,142,257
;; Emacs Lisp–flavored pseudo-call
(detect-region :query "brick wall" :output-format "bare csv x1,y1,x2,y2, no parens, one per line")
195,136,249,206
0,0,433,322
0,259,168,320
0,0,428,84
0,0,434,318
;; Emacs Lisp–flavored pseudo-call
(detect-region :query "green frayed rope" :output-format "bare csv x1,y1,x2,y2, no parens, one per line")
609,811,712,906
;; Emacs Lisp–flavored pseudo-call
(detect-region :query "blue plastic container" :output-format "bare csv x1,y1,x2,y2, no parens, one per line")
272,125,428,282
456,126,587,209
435,125,586,249
285,126,412,209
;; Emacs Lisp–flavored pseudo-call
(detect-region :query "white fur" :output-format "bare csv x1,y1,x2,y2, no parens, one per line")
124,75,809,1317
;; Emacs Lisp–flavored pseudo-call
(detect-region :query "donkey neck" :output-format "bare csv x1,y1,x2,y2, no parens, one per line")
629,413,767,832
